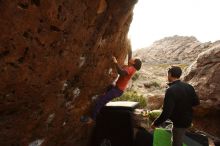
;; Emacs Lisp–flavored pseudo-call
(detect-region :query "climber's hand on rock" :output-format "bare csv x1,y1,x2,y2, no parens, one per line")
110,72,117,78
112,56,118,64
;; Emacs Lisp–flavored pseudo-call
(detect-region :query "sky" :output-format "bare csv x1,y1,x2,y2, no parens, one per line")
128,0,220,50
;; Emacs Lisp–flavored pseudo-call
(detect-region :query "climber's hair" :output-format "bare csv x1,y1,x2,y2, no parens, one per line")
168,66,182,78
134,58,142,71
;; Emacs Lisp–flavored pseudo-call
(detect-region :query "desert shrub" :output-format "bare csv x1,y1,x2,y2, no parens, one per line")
113,90,147,108
157,64,170,68
151,81,160,87
144,81,160,88
157,63,189,70
178,64,189,70
148,109,162,121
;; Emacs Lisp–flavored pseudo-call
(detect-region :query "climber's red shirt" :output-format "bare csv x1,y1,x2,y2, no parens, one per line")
116,66,136,91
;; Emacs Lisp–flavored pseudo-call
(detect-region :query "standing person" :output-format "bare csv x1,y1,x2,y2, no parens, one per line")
151,66,200,146
81,55,142,123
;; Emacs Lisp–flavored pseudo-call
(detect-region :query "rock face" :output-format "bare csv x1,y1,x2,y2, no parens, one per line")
0,0,136,145
135,35,211,64
184,42,220,137
146,95,164,110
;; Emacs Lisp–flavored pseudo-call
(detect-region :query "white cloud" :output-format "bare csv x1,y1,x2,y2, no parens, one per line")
128,0,220,50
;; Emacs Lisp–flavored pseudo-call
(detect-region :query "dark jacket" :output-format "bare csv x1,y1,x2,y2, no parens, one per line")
154,80,200,128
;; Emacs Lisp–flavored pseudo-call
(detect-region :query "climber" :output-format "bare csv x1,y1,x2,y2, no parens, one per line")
151,66,200,146
81,54,142,124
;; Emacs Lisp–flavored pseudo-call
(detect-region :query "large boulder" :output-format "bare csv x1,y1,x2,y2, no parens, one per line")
0,0,136,145
184,42,220,138
146,94,164,110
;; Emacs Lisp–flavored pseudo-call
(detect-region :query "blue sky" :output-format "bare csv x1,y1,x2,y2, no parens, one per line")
128,0,220,50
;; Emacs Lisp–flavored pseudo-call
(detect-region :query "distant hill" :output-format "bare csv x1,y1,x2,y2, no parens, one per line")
134,35,214,64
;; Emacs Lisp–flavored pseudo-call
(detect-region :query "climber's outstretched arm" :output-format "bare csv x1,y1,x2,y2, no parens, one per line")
112,56,128,76
128,47,132,64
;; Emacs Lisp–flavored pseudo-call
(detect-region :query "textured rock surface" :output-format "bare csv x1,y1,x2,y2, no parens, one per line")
146,95,164,110
184,42,220,137
0,0,136,145
135,35,211,64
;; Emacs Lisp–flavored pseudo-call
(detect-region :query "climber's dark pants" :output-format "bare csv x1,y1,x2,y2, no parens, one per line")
92,86,123,120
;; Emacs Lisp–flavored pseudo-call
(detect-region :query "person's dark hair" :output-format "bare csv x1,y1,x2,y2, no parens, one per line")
134,59,142,71
168,66,182,78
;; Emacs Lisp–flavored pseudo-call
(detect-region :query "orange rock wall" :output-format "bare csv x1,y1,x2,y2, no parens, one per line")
0,0,136,145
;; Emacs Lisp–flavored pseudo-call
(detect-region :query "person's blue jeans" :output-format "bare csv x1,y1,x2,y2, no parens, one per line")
92,86,123,120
